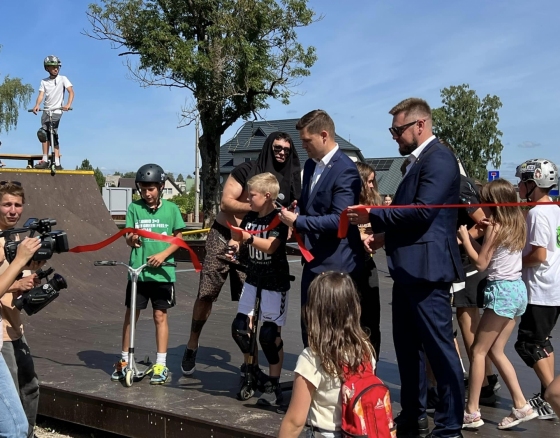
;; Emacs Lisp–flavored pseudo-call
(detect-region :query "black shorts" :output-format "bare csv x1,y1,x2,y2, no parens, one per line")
452,268,487,308
125,281,175,310
518,304,560,343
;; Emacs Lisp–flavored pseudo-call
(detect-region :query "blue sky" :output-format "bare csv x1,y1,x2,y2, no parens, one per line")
1,1,559,182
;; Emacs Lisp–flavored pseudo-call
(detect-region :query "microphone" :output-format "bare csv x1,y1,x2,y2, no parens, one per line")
274,193,285,210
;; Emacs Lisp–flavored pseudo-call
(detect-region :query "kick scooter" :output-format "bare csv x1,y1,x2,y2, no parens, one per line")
94,259,176,387
28,107,72,175
218,254,295,400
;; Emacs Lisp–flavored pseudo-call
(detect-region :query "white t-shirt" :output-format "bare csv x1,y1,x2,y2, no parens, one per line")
522,204,560,305
294,347,377,432
39,75,72,114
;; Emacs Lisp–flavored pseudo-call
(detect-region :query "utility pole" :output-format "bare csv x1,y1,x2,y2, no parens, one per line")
194,119,200,223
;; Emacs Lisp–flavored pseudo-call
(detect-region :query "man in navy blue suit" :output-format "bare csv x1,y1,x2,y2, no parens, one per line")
278,109,362,347
349,98,465,438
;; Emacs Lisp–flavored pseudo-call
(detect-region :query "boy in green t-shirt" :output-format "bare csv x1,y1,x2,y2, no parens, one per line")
111,163,185,385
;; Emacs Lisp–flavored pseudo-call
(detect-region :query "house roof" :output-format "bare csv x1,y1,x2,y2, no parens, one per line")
365,156,406,197
220,119,365,173
118,178,136,189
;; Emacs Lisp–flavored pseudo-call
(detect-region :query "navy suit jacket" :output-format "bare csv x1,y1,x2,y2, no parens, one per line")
369,138,463,285
295,149,363,274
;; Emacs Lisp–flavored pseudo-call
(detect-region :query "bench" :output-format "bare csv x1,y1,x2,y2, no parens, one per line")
0,153,45,168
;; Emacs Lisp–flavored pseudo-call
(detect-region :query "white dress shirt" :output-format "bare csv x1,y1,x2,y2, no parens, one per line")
403,135,436,177
310,144,339,192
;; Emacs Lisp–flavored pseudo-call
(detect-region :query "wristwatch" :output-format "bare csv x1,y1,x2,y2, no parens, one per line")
246,235,254,245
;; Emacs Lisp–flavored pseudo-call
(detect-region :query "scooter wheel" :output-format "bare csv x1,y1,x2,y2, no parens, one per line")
237,384,254,401
125,369,134,387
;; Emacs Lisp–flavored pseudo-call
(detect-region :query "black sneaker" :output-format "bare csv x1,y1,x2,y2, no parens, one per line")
394,413,429,437
487,373,501,392
257,380,284,407
55,165,63,170
181,346,197,376
35,160,49,169
479,383,497,406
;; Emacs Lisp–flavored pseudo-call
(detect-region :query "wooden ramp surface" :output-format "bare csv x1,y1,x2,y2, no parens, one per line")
1,169,559,437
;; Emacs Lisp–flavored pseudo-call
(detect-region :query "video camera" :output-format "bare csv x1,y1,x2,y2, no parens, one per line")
1,218,69,264
14,267,67,316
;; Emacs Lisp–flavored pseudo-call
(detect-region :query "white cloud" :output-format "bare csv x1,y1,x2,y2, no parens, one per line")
518,141,541,148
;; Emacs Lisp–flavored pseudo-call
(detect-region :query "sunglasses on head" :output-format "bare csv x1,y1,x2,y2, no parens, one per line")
0,181,22,187
388,120,419,137
272,144,291,155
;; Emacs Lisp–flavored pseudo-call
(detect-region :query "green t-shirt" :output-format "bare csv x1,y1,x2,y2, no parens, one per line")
125,199,186,282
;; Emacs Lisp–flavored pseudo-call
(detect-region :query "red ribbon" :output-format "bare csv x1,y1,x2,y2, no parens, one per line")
69,227,202,272
227,218,314,263
338,200,560,239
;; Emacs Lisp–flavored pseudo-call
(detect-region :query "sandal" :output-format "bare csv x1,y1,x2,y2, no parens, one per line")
463,410,484,429
498,403,539,430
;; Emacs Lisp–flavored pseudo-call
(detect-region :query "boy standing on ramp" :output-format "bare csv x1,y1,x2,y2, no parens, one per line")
112,164,185,385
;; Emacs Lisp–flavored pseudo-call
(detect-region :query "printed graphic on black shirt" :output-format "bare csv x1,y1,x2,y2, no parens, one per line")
241,210,290,292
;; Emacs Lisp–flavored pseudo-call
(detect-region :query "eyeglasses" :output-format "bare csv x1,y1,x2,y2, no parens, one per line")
0,181,22,187
272,144,291,155
389,120,419,137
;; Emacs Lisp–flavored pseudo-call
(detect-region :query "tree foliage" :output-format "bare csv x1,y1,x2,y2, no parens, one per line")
169,185,197,215
85,0,317,224
122,171,136,178
0,46,34,134
166,171,175,182
432,84,504,181
176,173,184,182
77,158,106,192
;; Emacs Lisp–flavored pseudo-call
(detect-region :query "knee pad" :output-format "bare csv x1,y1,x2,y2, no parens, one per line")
37,128,48,143
231,313,251,354
515,339,553,368
259,322,283,365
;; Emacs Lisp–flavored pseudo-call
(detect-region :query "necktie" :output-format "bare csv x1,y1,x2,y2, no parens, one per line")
401,156,412,176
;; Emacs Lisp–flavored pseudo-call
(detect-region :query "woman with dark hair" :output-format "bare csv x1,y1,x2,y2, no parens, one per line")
356,162,382,357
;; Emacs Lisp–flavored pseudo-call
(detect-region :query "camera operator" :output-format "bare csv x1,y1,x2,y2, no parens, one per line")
0,181,43,438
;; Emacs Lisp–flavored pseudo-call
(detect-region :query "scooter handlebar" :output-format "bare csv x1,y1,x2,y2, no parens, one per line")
28,108,73,112
94,261,118,266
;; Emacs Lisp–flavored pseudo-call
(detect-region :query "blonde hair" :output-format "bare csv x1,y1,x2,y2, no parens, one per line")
304,271,375,379
480,179,526,252
246,172,279,199
295,109,335,138
389,97,432,120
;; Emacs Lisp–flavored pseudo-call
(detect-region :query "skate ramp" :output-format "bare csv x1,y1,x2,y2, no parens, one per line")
0,169,129,322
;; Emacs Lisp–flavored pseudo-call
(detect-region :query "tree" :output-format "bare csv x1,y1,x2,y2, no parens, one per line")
77,158,106,192
167,171,175,182
432,84,504,181
114,171,122,176
176,173,184,182
0,46,34,134
169,185,197,215
85,0,317,225
122,171,136,178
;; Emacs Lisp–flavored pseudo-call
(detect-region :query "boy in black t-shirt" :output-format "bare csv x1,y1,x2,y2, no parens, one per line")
227,172,290,407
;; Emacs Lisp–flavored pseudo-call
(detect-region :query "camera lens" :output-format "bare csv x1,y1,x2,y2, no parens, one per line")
49,273,67,291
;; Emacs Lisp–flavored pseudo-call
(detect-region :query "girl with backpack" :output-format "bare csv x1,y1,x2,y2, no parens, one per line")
278,271,386,438
458,179,538,429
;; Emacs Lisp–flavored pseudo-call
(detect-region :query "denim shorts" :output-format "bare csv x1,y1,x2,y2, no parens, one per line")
483,278,527,319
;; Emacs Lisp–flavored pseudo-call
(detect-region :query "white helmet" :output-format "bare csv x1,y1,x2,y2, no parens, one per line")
516,158,558,189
